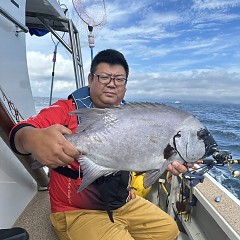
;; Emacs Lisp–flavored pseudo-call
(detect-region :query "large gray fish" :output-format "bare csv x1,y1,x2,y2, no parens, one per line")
66,102,217,192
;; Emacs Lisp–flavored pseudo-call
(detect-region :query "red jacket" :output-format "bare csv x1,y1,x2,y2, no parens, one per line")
10,99,131,213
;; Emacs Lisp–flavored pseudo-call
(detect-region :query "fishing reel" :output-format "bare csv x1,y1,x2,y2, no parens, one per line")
212,150,232,165
212,150,240,178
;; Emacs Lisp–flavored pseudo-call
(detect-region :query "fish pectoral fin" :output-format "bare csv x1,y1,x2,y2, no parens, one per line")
143,169,162,189
77,156,114,193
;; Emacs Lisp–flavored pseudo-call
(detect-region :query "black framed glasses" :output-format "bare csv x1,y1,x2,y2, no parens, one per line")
92,73,127,86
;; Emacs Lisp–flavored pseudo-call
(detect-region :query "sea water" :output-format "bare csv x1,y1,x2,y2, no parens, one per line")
34,97,240,200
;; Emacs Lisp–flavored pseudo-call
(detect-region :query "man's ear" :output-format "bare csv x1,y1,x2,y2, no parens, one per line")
88,73,93,87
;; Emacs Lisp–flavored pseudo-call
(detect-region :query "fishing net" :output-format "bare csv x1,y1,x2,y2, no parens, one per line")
71,0,107,58
72,0,107,29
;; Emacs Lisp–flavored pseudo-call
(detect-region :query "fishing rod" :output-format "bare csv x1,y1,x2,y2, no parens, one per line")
181,149,240,189
197,150,240,178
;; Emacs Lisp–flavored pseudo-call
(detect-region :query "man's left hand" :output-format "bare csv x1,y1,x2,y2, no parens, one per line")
167,161,193,176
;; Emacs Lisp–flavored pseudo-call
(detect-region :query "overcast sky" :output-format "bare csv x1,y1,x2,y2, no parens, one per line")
26,0,240,104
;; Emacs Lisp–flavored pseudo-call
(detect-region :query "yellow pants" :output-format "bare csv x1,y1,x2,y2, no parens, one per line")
50,196,179,240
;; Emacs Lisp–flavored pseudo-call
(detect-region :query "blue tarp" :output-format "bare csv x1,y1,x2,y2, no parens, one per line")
29,28,49,37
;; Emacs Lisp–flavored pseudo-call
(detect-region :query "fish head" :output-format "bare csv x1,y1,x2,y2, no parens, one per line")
169,127,217,163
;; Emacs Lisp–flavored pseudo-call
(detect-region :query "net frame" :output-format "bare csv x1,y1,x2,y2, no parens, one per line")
72,0,107,29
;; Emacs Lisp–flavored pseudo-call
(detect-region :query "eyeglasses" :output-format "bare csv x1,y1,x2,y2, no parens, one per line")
92,73,127,86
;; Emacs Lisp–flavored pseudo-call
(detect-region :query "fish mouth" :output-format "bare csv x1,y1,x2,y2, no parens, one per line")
197,128,218,158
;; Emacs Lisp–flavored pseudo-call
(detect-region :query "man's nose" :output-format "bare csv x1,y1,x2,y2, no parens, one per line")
106,78,117,87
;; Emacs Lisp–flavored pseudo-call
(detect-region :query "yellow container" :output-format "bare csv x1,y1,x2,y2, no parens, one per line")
131,172,152,198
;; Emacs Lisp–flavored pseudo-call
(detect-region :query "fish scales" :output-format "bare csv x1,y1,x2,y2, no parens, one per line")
65,102,216,192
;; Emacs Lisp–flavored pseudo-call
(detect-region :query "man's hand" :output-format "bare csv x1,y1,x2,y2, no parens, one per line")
14,124,79,168
167,161,193,176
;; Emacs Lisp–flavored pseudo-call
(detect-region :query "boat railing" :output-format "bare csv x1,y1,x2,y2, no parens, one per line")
0,6,28,33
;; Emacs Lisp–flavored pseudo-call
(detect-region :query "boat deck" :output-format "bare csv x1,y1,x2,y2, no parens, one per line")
195,176,240,239
13,191,57,240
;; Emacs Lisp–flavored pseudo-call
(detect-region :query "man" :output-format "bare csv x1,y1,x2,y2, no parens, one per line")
10,49,189,240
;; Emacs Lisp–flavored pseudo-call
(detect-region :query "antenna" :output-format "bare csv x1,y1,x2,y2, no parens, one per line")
72,0,107,60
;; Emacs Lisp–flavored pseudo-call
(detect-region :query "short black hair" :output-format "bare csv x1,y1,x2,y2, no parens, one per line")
90,49,129,77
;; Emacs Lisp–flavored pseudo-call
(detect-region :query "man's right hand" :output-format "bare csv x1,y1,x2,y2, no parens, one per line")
14,124,79,168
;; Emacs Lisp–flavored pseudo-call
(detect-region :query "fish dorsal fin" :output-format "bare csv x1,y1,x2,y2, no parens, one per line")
70,102,166,132
70,108,107,132
122,102,165,110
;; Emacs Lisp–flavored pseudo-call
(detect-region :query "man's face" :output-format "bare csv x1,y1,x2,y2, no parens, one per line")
88,63,127,108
